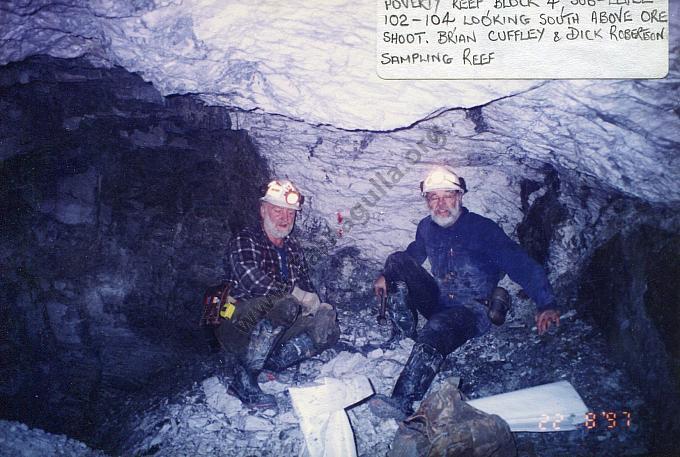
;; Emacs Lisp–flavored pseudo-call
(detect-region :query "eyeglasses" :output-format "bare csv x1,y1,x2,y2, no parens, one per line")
426,193,459,205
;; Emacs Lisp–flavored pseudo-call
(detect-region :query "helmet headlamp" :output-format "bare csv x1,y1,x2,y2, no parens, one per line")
261,179,304,210
285,190,300,206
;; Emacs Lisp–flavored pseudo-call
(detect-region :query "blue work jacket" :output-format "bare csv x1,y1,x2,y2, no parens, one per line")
405,208,556,320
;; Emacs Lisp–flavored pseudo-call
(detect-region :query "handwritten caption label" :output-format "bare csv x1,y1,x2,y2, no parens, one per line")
376,0,668,79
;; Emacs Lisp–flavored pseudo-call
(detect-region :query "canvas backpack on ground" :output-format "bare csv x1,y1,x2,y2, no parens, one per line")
389,378,516,457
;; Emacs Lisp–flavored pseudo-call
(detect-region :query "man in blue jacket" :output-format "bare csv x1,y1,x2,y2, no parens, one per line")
373,167,560,413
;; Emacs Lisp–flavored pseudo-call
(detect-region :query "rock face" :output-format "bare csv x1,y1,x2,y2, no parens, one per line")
1,53,679,455
0,0,546,130
577,226,680,449
1,1,679,454
0,56,270,440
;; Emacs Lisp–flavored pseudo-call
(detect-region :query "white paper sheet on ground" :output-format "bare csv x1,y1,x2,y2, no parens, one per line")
467,381,588,432
288,376,374,457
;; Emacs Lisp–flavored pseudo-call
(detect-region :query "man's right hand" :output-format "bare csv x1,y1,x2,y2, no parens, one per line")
374,275,387,297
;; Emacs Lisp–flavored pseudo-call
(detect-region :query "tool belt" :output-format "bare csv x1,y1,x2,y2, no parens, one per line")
199,283,236,326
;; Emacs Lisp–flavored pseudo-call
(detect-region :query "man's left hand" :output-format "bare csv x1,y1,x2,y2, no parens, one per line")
302,292,321,315
535,309,560,335
294,288,321,316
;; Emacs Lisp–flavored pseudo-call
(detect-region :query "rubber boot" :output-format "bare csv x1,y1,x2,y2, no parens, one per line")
390,343,444,414
388,281,418,340
264,332,316,372
228,320,284,409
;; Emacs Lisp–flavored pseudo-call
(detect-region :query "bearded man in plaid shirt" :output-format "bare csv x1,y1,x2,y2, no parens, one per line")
214,179,340,409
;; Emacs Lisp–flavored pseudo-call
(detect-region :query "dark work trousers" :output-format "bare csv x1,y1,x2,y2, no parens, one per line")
384,251,482,356
214,294,340,364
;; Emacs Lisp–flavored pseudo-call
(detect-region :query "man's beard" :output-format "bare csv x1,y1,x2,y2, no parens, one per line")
263,214,293,239
431,206,461,228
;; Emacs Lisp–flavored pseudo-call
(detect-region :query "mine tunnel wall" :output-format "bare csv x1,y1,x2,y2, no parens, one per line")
0,57,381,442
1,56,679,454
0,56,271,440
577,225,680,452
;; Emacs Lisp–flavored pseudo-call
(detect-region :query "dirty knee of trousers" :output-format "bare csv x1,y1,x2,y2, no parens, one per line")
321,309,341,348
386,251,410,266
384,251,410,279
306,307,341,349
266,295,301,327
418,307,479,356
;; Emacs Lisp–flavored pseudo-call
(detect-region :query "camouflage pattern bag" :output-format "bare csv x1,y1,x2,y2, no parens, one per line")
389,379,516,457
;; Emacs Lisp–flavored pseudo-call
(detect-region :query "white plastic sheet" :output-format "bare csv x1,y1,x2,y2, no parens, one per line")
467,380,589,432
288,376,374,457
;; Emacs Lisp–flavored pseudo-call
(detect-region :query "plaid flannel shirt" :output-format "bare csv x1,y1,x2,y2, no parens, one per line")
226,224,316,300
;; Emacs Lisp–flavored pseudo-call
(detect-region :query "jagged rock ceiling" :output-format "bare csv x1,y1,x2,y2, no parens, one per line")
0,0,546,130
2,0,679,265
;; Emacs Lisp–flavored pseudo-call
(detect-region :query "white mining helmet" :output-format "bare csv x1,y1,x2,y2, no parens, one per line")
261,179,305,210
420,167,467,195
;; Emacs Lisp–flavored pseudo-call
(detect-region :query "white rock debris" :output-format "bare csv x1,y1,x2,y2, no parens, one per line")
0,302,650,457
0,420,106,457
201,376,243,414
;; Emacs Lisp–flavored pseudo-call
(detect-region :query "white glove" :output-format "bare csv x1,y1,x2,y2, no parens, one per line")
292,286,321,315
291,285,307,302
304,292,321,308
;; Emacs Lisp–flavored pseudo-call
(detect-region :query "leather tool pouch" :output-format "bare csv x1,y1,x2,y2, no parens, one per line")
199,284,233,326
